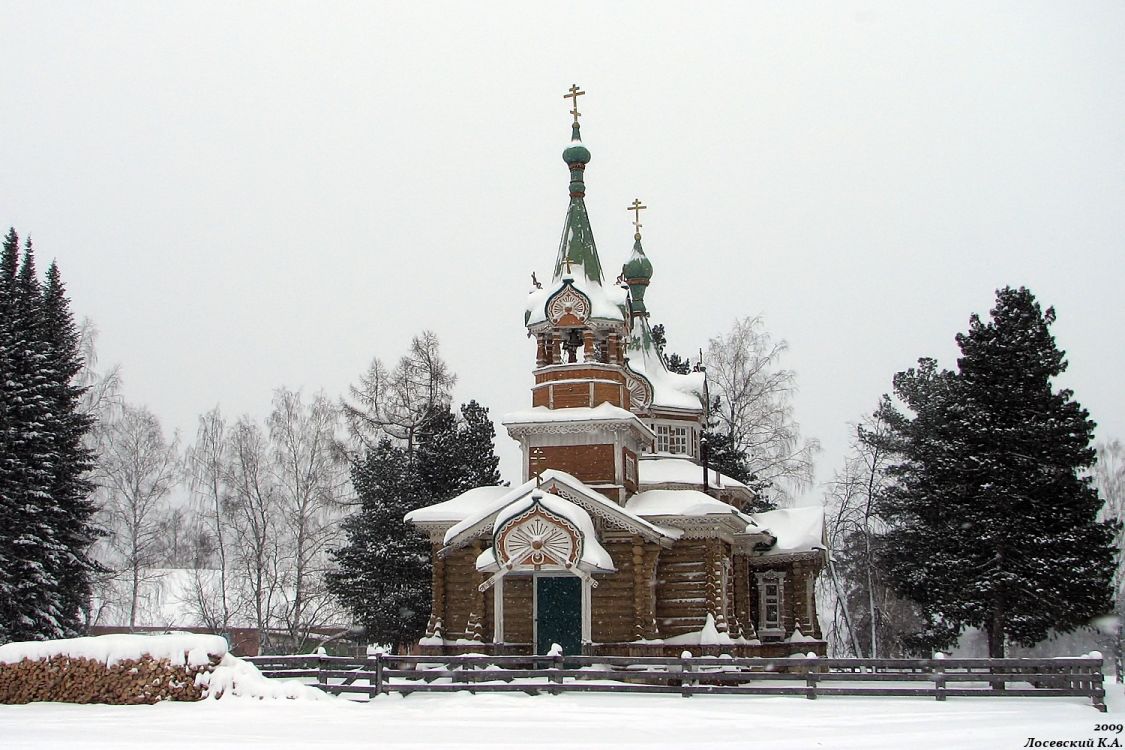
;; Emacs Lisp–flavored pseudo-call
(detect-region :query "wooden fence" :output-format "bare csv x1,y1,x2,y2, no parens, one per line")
245,652,1107,711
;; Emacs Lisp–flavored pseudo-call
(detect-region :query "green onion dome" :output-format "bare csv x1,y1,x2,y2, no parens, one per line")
562,123,591,165
623,236,653,282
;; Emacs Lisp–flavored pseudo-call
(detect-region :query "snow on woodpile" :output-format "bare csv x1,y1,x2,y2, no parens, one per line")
0,633,324,704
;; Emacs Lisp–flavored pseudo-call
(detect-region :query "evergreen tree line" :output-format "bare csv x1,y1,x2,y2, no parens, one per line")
823,286,1118,658
0,228,101,643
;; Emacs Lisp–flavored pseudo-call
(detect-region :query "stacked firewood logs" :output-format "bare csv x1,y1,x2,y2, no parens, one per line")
0,653,222,704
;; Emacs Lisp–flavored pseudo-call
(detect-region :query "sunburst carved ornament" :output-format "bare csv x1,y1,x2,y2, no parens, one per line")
545,281,591,327
493,499,583,570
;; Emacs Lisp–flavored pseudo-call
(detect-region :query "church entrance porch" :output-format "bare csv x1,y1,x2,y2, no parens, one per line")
535,575,582,655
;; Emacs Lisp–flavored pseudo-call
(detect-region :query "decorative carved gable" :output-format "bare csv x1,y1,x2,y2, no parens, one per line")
546,282,591,327
623,363,653,412
494,500,583,569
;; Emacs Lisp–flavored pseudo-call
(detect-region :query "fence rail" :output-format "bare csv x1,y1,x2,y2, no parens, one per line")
244,653,1106,711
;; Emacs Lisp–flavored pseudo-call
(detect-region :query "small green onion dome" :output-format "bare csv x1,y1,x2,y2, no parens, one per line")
622,236,653,281
562,123,591,165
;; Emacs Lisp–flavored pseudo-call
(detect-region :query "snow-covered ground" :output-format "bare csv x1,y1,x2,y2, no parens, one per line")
1,682,1120,749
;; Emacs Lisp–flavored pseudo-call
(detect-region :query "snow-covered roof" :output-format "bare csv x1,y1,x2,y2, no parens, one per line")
503,403,654,443
625,317,705,413
404,485,513,524
638,456,748,491
626,488,763,539
432,470,680,548
627,489,746,519
504,402,645,427
474,490,616,574
751,505,827,556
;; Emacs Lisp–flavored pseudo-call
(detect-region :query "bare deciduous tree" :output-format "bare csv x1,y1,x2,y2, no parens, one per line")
93,403,181,627
342,330,456,456
705,316,819,504
187,407,232,630
268,388,350,651
224,415,280,649
76,317,122,424
822,407,921,657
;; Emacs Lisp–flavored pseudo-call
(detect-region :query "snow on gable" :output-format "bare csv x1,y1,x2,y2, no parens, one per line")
751,505,827,556
440,469,680,550
404,485,513,525
525,268,627,327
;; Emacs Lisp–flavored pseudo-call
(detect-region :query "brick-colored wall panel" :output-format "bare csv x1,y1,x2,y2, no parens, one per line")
533,444,615,484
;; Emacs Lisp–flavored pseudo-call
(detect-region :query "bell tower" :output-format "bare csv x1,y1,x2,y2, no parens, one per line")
508,86,652,503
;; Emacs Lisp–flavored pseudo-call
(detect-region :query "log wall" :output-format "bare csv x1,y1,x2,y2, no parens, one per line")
654,539,710,637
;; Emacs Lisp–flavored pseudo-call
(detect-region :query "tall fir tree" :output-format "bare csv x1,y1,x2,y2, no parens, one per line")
328,439,432,652
1,239,68,641
875,287,1116,656
0,229,98,643
0,229,19,642
40,261,101,633
454,400,502,488
416,400,502,502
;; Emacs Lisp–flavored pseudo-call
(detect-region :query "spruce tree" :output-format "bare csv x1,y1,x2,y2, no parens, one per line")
456,400,502,489
328,439,432,652
0,230,98,642
40,261,101,632
0,240,69,641
876,287,1116,656
416,400,502,502
0,229,19,642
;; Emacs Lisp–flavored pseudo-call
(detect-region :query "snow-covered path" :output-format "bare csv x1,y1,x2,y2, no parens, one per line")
2,686,1121,750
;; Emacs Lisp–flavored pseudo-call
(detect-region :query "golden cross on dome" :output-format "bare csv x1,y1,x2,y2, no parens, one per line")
564,84,585,125
628,198,647,236
563,251,576,273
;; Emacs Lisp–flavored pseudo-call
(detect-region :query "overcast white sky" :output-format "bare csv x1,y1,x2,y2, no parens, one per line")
2,1,1122,502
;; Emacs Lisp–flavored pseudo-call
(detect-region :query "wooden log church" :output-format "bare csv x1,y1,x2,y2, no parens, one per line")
406,87,827,657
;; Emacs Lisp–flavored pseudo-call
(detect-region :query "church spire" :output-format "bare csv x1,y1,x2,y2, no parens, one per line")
554,84,603,284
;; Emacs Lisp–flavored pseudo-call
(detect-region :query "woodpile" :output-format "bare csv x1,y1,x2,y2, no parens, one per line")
0,653,222,705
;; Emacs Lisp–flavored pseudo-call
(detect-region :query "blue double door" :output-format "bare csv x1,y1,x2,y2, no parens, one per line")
535,575,582,656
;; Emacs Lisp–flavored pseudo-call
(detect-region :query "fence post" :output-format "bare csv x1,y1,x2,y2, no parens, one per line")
681,651,694,698
373,652,384,698
549,653,563,695
805,656,818,700
316,653,327,693
934,658,946,702
1091,658,1107,713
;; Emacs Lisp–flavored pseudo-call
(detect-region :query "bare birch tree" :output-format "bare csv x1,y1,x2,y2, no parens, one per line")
268,388,350,651
186,407,232,630
224,415,280,650
705,316,819,504
93,403,181,627
821,406,920,657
